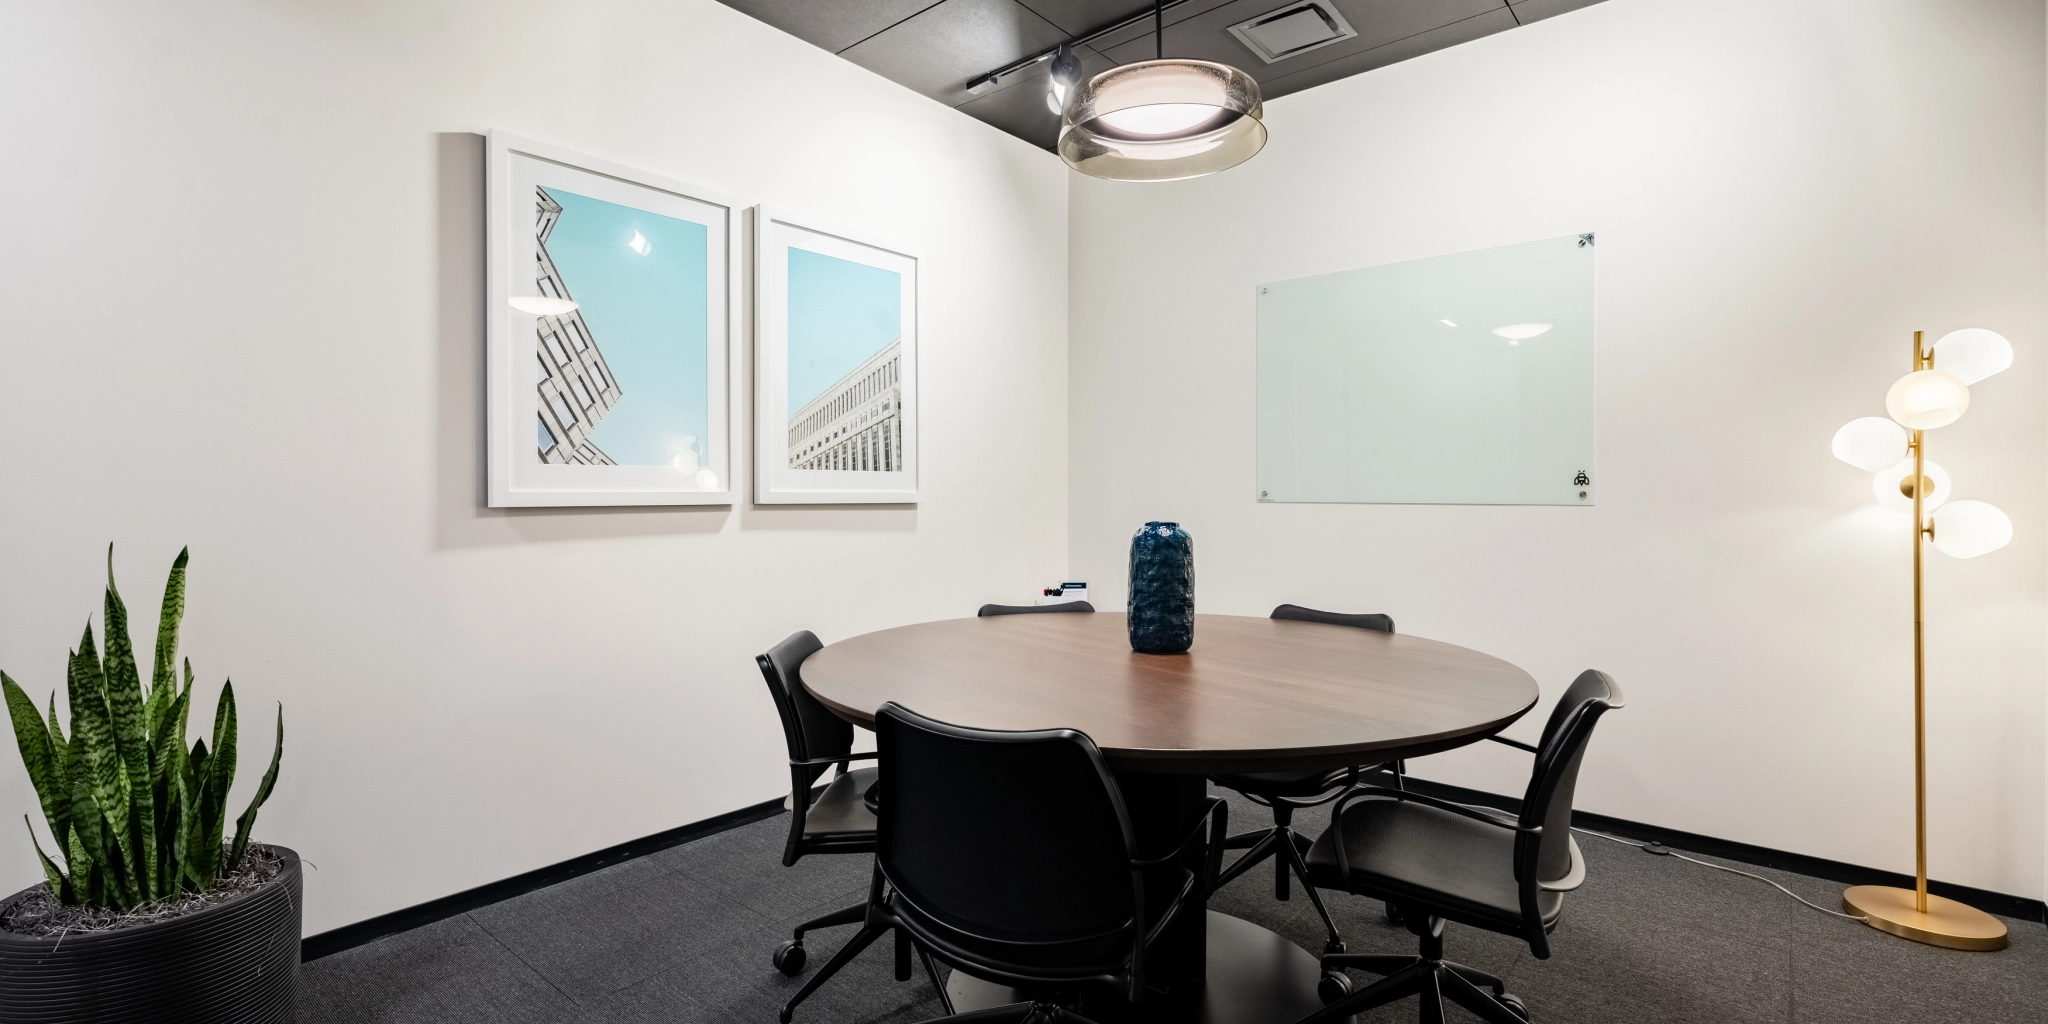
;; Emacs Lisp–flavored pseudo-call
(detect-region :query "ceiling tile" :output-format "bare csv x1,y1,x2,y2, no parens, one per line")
838,0,1074,106
1097,0,1501,71
1254,7,1517,100
714,0,940,54
1511,0,1609,25
1012,0,1157,37
1089,0,1245,54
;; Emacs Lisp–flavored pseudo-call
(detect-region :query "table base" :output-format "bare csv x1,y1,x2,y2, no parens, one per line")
944,912,1345,1024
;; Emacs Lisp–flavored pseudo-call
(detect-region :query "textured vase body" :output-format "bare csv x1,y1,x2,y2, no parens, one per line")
1128,522,1195,654
0,846,301,1023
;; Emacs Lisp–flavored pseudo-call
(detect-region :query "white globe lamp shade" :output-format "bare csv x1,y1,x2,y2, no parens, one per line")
1930,500,2013,559
1872,458,1951,514
1059,60,1266,181
1884,369,1970,430
1831,417,1907,472
1931,328,2012,385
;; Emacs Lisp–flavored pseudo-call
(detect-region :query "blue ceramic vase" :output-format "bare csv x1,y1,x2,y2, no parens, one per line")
1128,522,1194,654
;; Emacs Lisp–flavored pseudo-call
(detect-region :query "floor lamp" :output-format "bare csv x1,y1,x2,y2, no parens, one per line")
1829,328,2014,951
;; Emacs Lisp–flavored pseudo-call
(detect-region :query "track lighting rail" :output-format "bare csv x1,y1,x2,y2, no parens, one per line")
965,0,1195,93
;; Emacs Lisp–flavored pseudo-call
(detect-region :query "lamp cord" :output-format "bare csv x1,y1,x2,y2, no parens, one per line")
1570,826,1869,922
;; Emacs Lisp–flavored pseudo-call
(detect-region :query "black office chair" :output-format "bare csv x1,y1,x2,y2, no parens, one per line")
1297,670,1625,1024
829,702,1226,1024
756,631,907,1019
1205,603,1397,954
977,601,1096,616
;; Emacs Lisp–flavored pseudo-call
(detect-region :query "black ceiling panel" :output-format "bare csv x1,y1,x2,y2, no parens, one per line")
714,0,1611,150
1011,0,1158,36
838,0,1073,107
1096,0,1503,89
714,0,940,54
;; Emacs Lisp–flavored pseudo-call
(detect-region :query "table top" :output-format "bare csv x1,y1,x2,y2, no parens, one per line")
801,612,1540,774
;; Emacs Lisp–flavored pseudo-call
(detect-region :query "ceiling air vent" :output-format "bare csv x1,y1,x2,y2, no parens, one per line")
1227,1,1358,64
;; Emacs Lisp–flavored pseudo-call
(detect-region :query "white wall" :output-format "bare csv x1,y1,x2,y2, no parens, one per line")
0,0,1069,933
1070,0,2048,898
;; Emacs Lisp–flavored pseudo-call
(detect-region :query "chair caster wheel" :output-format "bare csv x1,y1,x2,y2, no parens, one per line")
1318,971,1353,1005
1498,992,1529,1020
1384,902,1403,925
773,939,806,975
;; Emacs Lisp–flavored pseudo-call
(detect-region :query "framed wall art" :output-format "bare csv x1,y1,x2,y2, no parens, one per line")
753,206,920,504
485,132,741,506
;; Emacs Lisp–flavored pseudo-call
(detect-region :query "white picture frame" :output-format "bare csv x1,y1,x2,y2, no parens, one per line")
485,132,741,507
753,206,921,504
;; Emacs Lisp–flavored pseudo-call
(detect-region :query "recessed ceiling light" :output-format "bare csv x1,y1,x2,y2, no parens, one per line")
627,230,651,256
509,296,578,316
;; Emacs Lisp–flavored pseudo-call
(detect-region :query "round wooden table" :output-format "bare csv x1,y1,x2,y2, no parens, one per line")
802,612,1540,1024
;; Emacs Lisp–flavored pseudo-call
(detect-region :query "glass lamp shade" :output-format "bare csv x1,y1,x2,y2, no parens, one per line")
1832,417,1908,472
1930,500,2012,558
1884,369,1969,430
1931,328,2012,385
1872,458,1950,514
1059,60,1266,182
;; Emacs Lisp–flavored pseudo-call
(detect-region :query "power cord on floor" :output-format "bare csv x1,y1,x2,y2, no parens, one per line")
1570,826,1868,922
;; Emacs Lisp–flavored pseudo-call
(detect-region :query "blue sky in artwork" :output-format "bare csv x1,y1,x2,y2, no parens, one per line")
787,247,900,411
545,188,707,466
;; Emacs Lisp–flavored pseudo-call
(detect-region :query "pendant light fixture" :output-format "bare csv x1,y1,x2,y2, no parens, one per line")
1057,1,1266,181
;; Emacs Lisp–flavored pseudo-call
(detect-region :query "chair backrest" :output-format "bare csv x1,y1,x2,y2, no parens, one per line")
1271,603,1394,634
977,601,1096,616
875,702,1140,952
1516,670,1624,892
755,630,851,789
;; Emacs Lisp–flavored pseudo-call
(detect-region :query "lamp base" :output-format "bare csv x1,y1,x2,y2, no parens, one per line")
1842,885,2008,951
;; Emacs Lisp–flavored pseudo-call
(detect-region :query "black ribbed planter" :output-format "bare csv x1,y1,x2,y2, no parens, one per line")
0,846,300,1023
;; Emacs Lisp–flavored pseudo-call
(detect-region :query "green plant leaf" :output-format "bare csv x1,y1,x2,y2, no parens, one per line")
197,682,237,883
187,736,216,886
3,674,66,847
66,637,129,845
149,686,189,892
150,548,188,708
44,689,70,860
227,704,281,873
27,816,68,897
65,749,111,897
174,738,200,891
100,551,159,900
65,818,92,906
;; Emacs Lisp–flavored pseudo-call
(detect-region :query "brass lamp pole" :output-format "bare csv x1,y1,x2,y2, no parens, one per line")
1834,330,2011,951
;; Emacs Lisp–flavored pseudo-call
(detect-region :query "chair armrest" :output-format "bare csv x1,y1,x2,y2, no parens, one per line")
1332,785,1539,835
1537,835,1586,892
1485,735,1540,753
790,751,880,768
1132,796,1228,868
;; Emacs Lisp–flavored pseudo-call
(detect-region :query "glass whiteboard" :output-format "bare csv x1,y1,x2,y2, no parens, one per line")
1255,234,1595,505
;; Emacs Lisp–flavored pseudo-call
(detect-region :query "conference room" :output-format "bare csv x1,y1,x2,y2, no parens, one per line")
1,2,2042,1023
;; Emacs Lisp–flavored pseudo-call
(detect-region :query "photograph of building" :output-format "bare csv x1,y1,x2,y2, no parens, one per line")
534,188,623,465
788,339,901,471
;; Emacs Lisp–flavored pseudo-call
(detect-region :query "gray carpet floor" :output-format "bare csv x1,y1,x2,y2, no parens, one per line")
299,791,2048,1023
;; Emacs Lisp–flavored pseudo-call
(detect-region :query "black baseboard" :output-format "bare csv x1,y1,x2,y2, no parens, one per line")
1401,777,2046,925
300,796,786,961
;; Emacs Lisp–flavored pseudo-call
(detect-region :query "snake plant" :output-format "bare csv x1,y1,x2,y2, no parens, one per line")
2,547,283,910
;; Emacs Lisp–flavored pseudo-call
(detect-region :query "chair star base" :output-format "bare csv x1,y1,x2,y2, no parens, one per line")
1303,915,1529,1024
